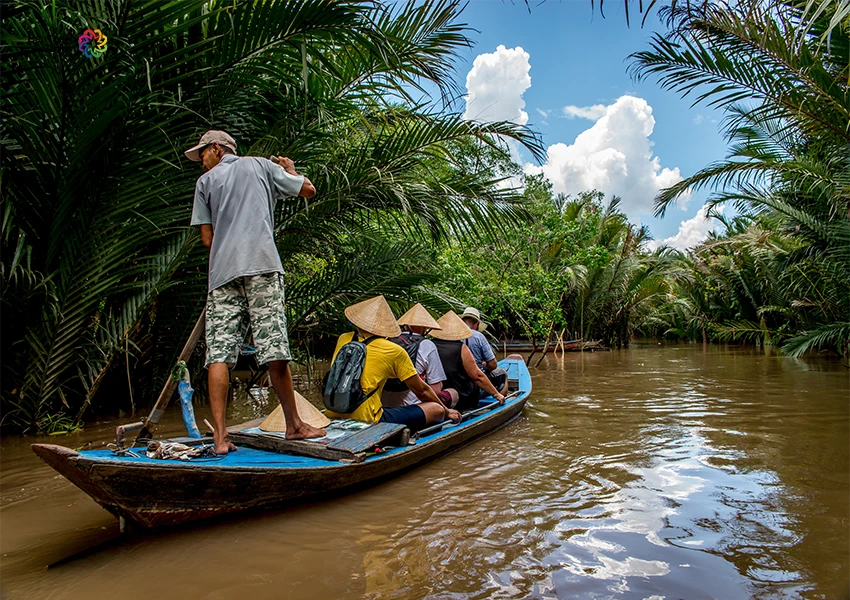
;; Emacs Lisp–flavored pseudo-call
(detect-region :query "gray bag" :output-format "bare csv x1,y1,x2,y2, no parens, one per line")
322,333,378,413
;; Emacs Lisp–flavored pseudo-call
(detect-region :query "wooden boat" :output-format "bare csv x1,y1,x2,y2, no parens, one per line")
493,339,581,352
31,358,531,529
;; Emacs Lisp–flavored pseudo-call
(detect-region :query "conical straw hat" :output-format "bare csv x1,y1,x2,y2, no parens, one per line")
430,311,473,341
344,295,400,338
397,303,441,330
259,390,331,432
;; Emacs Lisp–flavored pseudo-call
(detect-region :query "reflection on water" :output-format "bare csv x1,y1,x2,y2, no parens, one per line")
1,344,848,599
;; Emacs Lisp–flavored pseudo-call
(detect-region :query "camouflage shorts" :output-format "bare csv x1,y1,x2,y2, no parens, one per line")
205,273,292,367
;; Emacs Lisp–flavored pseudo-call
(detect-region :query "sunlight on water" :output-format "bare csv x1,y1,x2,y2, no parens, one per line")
0,344,847,599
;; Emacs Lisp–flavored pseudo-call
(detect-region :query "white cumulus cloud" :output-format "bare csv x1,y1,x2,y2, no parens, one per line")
525,95,690,220
563,104,607,120
464,45,531,125
649,203,723,251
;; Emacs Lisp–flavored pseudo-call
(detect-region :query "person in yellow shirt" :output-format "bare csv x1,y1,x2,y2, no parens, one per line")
325,296,461,431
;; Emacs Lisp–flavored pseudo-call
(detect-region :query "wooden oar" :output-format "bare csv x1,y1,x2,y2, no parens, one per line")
135,307,206,441
413,390,522,439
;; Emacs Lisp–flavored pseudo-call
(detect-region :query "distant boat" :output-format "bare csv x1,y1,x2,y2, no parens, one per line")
32,359,532,529
493,339,583,352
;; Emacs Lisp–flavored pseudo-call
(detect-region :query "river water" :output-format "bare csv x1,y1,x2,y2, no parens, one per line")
1,344,848,599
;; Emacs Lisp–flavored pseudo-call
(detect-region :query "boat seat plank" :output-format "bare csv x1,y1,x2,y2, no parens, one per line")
327,423,406,453
228,432,365,463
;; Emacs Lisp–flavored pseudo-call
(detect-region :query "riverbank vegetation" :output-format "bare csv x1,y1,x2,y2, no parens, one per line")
631,0,849,357
430,176,673,349
1,0,541,431
2,0,846,433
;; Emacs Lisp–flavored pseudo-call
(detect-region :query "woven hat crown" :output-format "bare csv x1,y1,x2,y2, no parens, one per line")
430,311,473,341
259,391,330,432
397,303,441,330
344,295,401,338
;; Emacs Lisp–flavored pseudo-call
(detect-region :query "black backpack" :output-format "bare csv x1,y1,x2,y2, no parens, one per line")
383,333,424,393
322,333,378,413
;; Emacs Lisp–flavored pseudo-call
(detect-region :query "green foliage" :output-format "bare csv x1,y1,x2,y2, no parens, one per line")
630,0,850,359
432,179,672,348
0,0,541,432
37,413,83,436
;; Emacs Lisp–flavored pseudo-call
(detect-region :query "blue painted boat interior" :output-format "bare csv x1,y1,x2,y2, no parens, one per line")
76,359,532,470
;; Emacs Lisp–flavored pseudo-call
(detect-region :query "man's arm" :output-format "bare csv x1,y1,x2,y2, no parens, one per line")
404,374,441,405
273,156,315,198
461,345,505,402
200,224,213,250
483,358,498,371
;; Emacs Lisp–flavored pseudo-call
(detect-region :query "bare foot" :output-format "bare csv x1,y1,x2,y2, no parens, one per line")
214,435,238,455
285,422,326,440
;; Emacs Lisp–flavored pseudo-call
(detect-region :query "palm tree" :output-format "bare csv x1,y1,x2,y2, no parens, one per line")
1,0,543,431
629,0,850,358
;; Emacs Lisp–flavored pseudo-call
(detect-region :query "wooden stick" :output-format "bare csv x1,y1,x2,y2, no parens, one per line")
533,321,556,369
136,307,206,441
414,391,522,439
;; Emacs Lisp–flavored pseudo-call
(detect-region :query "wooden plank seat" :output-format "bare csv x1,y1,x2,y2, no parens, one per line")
229,420,409,463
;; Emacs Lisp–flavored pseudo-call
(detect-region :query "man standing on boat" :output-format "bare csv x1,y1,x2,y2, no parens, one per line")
185,130,326,454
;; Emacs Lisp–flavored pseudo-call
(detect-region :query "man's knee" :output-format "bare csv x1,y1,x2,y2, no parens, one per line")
420,402,446,424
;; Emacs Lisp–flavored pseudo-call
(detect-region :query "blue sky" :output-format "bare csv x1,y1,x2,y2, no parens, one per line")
444,0,731,247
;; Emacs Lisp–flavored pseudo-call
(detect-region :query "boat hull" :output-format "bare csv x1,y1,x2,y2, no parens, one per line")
32,400,524,528
32,359,531,529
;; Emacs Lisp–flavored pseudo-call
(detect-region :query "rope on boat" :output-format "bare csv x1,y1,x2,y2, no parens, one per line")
144,440,218,460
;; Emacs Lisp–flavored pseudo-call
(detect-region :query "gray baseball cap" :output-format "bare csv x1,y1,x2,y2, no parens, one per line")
184,130,237,162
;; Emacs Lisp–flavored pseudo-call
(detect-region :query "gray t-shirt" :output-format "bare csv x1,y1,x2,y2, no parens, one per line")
190,155,304,291
464,329,495,371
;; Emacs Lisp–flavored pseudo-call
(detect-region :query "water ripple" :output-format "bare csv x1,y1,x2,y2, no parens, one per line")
0,345,847,599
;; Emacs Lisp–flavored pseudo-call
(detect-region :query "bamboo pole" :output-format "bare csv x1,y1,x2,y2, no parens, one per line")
136,307,206,441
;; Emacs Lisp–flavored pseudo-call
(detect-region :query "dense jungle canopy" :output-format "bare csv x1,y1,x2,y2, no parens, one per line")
2,0,847,433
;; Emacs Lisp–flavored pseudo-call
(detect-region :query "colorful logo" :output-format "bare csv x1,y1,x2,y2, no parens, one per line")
78,29,107,59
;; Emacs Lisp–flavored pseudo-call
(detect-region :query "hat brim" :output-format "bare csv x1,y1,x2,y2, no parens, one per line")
184,143,207,162
184,141,237,162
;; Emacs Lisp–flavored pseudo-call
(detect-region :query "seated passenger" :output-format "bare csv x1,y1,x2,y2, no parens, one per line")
460,306,509,397
324,295,461,431
431,311,507,412
381,303,451,408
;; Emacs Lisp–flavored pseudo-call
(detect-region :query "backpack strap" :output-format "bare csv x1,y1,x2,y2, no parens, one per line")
352,332,378,346
360,335,379,397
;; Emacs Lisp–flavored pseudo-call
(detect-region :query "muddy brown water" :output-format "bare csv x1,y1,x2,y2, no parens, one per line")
1,344,848,599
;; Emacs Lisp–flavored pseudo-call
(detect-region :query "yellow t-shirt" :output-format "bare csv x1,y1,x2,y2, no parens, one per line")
324,332,418,423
